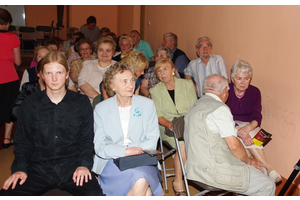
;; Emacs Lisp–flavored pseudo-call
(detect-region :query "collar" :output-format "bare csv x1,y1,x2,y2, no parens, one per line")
0,30,8,33
205,93,222,102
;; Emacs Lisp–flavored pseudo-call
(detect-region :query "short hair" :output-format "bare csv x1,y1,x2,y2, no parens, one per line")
154,58,175,78
230,60,253,79
163,32,178,47
203,74,228,95
44,39,59,50
156,46,173,60
100,27,110,34
119,35,134,46
96,37,116,51
195,36,213,48
76,38,94,56
106,32,117,41
103,61,132,97
67,27,79,39
73,31,85,38
130,30,140,36
121,51,149,78
86,16,96,24
40,51,69,73
0,8,12,25
33,46,50,61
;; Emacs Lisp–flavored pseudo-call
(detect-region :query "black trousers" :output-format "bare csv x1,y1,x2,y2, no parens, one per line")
0,168,104,196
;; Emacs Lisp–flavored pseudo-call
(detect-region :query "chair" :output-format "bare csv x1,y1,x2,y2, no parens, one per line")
8,25,16,33
18,26,36,53
158,135,176,193
36,26,52,46
172,116,230,196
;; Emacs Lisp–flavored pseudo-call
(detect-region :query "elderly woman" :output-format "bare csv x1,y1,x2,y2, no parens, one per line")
141,46,180,98
92,61,163,196
78,37,117,103
149,58,197,195
112,35,134,62
226,60,281,183
70,38,96,86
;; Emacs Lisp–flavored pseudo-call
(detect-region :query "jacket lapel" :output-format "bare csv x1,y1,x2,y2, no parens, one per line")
127,95,140,136
108,95,124,138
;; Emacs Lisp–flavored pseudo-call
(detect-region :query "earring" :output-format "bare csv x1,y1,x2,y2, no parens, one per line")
172,72,175,76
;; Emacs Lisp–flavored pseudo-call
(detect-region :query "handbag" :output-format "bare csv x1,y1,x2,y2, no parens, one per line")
164,117,179,137
113,153,158,171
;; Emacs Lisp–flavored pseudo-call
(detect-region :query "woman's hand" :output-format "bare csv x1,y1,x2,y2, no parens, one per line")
125,147,143,156
237,124,254,146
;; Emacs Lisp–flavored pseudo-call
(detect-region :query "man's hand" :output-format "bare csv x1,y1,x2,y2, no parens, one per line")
250,158,267,173
2,171,27,190
72,166,92,186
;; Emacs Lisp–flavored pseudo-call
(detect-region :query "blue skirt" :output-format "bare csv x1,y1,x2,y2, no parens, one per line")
99,159,163,196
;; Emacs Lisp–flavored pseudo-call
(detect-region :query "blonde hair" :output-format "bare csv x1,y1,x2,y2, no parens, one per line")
96,37,116,51
121,51,149,78
154,58,175,77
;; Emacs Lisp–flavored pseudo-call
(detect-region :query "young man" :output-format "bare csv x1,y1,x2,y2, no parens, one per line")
0,52,103,196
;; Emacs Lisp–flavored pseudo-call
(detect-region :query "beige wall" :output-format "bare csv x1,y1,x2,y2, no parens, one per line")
144,5,300,186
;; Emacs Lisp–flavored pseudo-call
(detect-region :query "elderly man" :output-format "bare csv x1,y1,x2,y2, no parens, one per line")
112,35,133,62
161,32,190,78
184,36,229,98
130,30,155,61
80,16,100,43
184,74,275,196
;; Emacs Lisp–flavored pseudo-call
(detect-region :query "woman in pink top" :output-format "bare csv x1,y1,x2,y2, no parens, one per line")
0,8,22,149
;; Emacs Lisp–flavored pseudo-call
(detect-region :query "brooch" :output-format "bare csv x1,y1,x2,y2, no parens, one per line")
133,107,142,117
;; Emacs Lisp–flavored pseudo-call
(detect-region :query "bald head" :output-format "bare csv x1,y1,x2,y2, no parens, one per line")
203,74,229,102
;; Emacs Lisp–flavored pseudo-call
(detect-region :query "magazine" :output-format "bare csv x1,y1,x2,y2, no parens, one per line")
249,127,272,147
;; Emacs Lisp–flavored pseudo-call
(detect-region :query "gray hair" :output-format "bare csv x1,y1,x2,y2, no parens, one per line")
156,46,173,60
203,74,228,95
230,60,253,79
163,32,178,47
195,36,213,48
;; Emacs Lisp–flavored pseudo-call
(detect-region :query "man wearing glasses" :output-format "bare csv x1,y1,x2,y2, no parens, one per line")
184,36,229,98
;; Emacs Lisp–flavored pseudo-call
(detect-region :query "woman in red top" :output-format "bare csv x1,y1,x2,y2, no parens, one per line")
0,8,22,148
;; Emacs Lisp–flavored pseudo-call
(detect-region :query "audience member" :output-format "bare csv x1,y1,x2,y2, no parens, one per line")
20,46,50,89
130,30,155,61
161,32,190,78
0,52,103,196
226,60,281,183
70,38,96,88
44,39,59,52
66,32,85,61
92,61,163,196
184,36,229,98
150,58,197,196
0,8,22,149
78,37,117,103
184,74,275,196
80,16,100,43
51,36,64,52
112,35,134,62
62,27,79,53
140,46,180,98
99,27,110,38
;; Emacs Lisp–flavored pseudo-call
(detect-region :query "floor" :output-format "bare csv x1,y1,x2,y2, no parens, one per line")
0,54,299,196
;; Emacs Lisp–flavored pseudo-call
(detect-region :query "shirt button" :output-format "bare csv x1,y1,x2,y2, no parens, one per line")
55,136,58,139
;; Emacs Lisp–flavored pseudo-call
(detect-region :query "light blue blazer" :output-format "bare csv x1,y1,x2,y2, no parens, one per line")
92,95,160,174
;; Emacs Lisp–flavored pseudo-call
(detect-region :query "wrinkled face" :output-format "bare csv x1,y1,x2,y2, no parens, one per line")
97,42,114,62
87,23,96,30
196,40,212,60
120,39,132,53
113,70,136,98
37,48,50,62
42,62,68,92
79,42,92,59
130,31,140,45
155,50,167,61
231,69,251,93
161,36,173,49
135,63,147,78
156,63,175,84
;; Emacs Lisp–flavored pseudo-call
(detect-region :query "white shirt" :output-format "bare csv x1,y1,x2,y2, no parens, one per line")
119,106,132,146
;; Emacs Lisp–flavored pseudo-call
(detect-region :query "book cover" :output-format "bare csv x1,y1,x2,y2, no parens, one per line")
252,128,272,147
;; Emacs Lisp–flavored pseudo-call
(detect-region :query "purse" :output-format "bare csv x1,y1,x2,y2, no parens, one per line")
113,153,158,171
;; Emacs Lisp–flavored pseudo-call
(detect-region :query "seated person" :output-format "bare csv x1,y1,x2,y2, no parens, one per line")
92,61,163,196
80,15,100,43
130,30,155,61
149,58,197,196
78,37,117,103
20,46,50,89
0,52,103,196
69,38,96,88
112,35,134,62
141,46,180,98
67,32,86,64
62,27,79,53
226,60,281,183
184,74,275,196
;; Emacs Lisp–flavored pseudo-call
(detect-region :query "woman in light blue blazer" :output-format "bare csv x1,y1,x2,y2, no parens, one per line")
92,61,163,196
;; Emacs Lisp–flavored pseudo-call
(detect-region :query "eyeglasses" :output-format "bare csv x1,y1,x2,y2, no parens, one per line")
197,44,212,49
